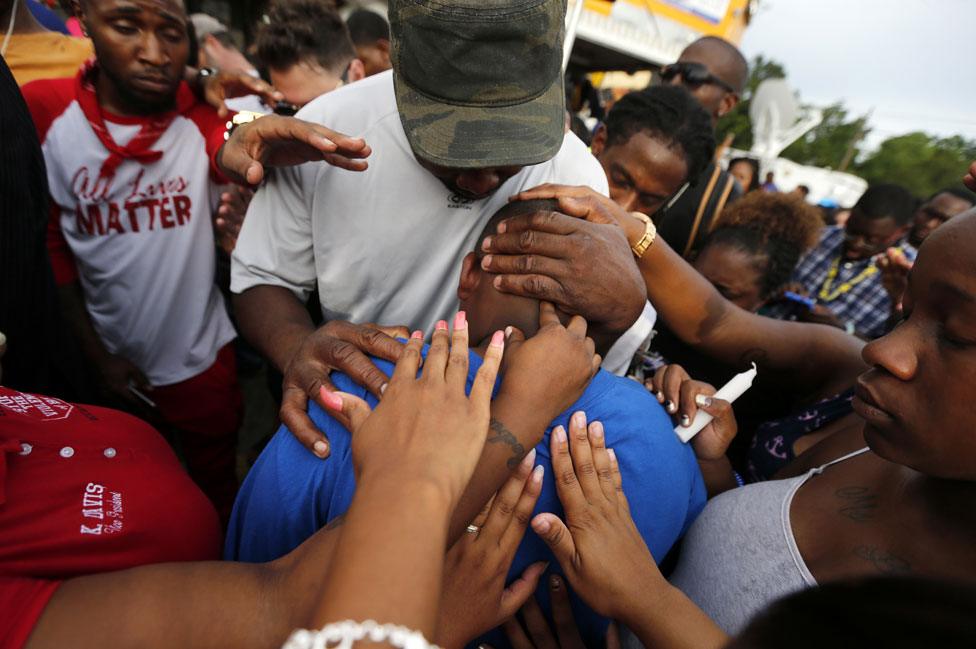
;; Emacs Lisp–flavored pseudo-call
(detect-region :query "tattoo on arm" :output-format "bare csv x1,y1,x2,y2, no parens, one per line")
853,545,911,574
487,417,526,470
835,486,878,522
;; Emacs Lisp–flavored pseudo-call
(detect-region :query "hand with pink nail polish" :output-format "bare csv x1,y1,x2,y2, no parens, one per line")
328,314,507,503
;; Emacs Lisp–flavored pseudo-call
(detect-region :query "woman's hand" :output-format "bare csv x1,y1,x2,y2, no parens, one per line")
503,578,586,649
436,452,546,649
646,364,737,462
529,412,664,625
496,302,601,427
326,314,504,502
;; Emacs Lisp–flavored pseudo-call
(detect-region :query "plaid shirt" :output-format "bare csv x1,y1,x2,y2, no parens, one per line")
764,226,917,338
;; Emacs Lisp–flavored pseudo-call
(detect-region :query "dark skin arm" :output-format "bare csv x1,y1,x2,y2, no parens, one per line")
484,185,867,402
26,518,343,649
58,282,150,407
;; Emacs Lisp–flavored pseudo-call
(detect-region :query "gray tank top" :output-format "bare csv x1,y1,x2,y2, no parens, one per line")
622,447,870,647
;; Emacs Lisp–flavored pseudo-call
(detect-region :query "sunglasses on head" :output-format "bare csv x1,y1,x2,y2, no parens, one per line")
660,62,735,94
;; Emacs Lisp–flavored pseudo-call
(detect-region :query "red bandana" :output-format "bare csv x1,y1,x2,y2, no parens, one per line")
74,61,197,181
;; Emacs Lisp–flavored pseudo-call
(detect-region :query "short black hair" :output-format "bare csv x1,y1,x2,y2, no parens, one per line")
603,85,716,186
346,8,389,46
256,0,355,75
933,186,976,206
854,183,916,226
475,199,559,258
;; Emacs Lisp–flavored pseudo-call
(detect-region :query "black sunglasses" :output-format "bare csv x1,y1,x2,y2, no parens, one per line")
660,62,735,94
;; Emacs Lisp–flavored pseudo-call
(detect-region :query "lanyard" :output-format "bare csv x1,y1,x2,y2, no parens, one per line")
817,250,898,302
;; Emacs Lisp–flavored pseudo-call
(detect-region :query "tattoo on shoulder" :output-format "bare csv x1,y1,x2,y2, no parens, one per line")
852,545,911,575
487,417,526,470
835,486,879,522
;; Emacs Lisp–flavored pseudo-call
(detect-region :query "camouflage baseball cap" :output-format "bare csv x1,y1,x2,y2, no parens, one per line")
390,0,567,169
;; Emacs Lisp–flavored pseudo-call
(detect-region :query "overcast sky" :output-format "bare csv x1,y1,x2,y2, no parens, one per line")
739,0,976,152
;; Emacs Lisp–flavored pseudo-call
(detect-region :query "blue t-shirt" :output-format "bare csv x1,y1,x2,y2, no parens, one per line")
226,348,706,645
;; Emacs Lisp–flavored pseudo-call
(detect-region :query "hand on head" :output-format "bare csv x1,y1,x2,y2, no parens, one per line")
322,313,503,499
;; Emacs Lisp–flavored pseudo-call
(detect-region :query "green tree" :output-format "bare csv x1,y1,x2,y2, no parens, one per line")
855,133,976,198
715,55,786,151
781,103,871,170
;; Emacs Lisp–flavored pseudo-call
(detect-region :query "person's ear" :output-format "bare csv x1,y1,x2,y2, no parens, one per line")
457,252,482,300
717,92,739,119
347,59,366,83
377,38,391,64
590,123,608,156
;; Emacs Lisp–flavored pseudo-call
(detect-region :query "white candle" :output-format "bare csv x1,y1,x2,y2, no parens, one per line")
675,363,757,443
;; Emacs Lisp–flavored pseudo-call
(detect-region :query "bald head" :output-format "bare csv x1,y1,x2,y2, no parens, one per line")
673,36,748,124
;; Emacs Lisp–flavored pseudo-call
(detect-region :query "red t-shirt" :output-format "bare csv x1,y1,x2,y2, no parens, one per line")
0,387,221,648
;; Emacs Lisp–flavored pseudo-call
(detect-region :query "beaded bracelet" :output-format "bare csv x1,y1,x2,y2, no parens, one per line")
283,619,442,649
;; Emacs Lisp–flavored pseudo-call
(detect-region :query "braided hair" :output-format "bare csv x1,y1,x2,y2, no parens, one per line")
603,85,716,186
702,192,822,299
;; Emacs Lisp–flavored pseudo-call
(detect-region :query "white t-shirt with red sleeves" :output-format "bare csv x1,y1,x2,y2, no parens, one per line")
22,78,235,386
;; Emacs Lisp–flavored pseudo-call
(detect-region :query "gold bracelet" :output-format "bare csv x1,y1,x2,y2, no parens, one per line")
630,211,657,258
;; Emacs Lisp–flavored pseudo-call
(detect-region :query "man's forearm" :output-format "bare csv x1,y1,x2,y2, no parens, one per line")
445,395,551,542
233,286,316,371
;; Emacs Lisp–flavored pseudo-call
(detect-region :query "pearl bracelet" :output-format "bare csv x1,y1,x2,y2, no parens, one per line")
282,619,442,649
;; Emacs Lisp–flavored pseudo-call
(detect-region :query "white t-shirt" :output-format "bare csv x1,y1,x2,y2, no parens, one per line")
25,78,236,386
231,70,611,333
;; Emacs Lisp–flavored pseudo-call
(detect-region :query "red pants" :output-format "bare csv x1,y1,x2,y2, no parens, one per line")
151,344,242,524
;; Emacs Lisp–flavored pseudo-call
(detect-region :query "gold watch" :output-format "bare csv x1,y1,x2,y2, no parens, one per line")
630,211,657,258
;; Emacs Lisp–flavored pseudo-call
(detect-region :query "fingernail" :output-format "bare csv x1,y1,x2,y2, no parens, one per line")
695,394,712,407
313,440,329,457
435,320,448,331
680,414,691,427
504,325,514,338
590,420,604,441
520,447,537,468
380,382,388,395
656,390,665,403
572,411,586,428
481,254,493,271
482,236,493,251
411,330,423,339
554,425,567,444
493,276,504,289
319,386,343,410
532,464,544,483
454,311,467,330
607,448,617,464
490,330,505,348
550,574,562,590
533,517,550,534
497,222,507,234
666,400,677,414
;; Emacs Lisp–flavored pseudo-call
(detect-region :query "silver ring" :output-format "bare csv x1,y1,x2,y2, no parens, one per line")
465,524,480,534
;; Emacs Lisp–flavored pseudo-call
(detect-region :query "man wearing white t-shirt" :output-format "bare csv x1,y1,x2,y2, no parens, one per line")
224,0,647,462
22,0,241,521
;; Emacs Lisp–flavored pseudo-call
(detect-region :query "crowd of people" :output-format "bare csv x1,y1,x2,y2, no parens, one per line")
2,0,976,648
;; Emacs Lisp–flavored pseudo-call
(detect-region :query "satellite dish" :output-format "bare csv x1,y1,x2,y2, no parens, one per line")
749,78,821,160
